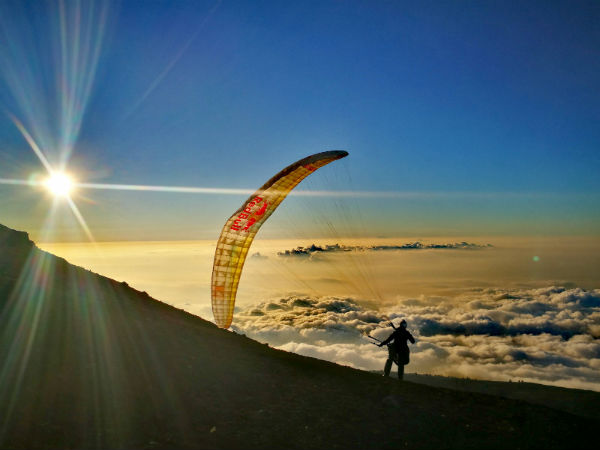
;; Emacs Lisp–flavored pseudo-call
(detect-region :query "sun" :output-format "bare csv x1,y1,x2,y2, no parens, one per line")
44,172,75,197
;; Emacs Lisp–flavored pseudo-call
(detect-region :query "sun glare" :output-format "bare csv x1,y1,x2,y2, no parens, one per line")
45,172,74,197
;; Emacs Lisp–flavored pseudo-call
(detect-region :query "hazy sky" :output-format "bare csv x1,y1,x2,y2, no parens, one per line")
1,1,599,241
40,236,600,313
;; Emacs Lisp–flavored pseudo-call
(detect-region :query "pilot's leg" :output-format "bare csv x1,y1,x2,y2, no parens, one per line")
384,358,393,376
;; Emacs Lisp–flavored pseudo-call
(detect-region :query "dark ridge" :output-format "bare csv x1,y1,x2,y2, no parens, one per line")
0,222,33,251
0,223,596,449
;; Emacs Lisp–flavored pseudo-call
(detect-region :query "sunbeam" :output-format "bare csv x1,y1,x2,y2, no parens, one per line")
0,178,36,187
0,1,113,243
1,176,589,201
0,1,111,170
122,0,222,120
9,115,54,174
56,0,109,168
66,196,95,243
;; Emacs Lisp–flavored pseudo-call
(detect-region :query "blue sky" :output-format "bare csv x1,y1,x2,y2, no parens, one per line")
0,0,599,241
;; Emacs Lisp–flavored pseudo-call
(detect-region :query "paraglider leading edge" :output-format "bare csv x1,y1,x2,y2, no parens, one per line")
210,150,348,328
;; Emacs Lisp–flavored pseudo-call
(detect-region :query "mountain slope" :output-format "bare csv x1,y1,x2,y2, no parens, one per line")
405,373,599,421
0,223,596,449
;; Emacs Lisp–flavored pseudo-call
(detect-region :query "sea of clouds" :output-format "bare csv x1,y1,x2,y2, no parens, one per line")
232,286,600,391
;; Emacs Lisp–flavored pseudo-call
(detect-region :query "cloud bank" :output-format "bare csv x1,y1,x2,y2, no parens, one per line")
232,287,600,391
277,242,492,258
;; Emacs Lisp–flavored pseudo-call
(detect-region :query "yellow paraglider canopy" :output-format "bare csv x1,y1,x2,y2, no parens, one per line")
211,150,348,328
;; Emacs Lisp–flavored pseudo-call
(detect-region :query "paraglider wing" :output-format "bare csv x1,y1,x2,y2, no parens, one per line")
211,150,349,328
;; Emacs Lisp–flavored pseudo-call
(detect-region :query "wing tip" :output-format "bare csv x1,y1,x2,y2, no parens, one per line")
320,149,349,160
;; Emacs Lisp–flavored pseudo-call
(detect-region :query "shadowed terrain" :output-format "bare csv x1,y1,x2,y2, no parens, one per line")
404,373,600,421
0,223,597,449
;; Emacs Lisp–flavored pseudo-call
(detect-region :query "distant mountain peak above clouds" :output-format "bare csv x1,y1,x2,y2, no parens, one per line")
277,241,493,258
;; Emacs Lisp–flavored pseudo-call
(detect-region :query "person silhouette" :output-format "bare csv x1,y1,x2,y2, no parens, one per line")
378,319,415,380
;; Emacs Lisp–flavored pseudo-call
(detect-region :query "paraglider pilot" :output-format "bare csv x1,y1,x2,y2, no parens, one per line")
379,320,415,380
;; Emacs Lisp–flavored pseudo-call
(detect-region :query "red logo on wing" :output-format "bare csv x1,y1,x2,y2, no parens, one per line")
254,202,268,216
242,217,257,231
230,196,268,232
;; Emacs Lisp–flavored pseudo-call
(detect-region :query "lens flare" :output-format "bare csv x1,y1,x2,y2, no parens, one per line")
45,173,74,197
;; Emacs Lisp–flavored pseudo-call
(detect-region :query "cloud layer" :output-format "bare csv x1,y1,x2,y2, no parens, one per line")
232,286,600,391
